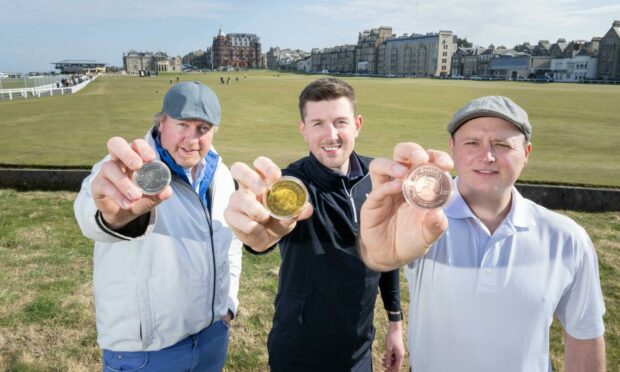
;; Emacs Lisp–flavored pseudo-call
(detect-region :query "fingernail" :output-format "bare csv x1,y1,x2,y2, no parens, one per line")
127,187,141,199
411,149,427,160
130,159,142,169
392,163,408,175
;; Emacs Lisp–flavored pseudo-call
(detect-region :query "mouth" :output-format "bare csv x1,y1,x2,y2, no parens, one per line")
474,169,498,175
321,144,342,153
179,147,199,156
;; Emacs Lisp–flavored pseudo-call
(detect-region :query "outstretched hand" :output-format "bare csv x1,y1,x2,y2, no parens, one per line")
223,156,313,251
91,137,172,230
359,143,453,271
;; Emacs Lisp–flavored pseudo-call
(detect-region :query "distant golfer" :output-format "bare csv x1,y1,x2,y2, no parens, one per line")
74,82,241,371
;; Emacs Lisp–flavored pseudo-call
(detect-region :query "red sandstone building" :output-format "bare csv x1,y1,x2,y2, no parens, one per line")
212,28,262,70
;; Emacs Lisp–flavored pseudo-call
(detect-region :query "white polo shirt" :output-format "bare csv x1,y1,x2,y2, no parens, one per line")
404,181,606,372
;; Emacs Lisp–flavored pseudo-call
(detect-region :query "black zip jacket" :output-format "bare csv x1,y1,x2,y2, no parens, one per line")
247,152,401,370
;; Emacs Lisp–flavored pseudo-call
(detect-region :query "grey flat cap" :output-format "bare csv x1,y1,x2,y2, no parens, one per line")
162,81,221,126
447,96,531,141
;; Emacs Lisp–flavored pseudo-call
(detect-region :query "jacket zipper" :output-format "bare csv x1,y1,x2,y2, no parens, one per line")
341,179,358,224
178,176,217,326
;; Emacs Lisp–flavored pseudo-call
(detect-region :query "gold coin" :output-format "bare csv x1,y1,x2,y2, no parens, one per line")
264,176,308,220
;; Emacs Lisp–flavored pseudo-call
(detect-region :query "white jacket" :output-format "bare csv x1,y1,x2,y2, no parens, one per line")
74,129,242,351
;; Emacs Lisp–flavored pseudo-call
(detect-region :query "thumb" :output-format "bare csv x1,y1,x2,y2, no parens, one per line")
422,209,448,246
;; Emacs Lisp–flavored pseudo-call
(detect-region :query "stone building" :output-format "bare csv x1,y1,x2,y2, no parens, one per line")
182,50,208,70
377,31,454,76
212,28,262,70
598,20,620,80
267,47,310,70
355,26,393,73
123,51,181,75
310,45,357,73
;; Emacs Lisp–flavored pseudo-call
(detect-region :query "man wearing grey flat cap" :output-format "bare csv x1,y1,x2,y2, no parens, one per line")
359,95,606,371
74,81,241,371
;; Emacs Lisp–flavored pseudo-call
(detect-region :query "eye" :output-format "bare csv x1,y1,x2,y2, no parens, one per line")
198,125,211,135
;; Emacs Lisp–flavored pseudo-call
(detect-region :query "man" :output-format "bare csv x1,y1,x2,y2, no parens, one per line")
224,78,405,371
359,96,606,371
74,81,242,371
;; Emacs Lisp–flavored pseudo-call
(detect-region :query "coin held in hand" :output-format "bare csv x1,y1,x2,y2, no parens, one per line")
402,164,452,209
133,160,171,195
264,176,309,220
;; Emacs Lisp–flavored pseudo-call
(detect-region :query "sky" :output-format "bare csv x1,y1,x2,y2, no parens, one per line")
1,0,619,73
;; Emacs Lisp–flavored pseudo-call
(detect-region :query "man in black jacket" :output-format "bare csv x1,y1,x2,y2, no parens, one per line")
224,78,404,371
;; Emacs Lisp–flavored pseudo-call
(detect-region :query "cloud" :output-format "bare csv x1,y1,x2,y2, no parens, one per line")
1,0,235,22
300,0,616,46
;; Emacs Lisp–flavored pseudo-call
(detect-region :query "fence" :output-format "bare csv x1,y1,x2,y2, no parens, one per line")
0,75,97,100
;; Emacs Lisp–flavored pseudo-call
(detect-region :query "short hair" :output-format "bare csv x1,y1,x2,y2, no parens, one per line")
298,78,356,120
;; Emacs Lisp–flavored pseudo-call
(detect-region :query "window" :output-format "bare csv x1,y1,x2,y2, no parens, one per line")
443,52,447,56
442,59,447,63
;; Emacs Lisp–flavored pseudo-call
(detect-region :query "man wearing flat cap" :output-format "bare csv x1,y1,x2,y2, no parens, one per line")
74,82,241,371
358,96,606,371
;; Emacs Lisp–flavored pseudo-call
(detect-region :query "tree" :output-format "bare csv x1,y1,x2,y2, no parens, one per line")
456,37,473,48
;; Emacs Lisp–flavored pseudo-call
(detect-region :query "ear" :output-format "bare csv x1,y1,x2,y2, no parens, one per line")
523,142,532,166
354,115,363,137
448,137,455,155
298,120,306,141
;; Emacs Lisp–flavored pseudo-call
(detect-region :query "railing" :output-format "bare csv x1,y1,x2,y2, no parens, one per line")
0,75,98,100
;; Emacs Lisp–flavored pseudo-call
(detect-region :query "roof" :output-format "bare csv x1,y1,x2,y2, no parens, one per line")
490,56,529,70
52,59,107,65
50,59,107,66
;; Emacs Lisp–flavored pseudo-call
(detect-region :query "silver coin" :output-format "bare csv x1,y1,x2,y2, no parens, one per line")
133,160,171,195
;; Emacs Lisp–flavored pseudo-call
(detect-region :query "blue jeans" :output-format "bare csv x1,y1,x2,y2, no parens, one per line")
102,320,229,372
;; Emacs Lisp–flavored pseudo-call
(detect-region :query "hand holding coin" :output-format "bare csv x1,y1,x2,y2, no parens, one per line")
91,137,173,230
224,157,313,252
359,142,453,272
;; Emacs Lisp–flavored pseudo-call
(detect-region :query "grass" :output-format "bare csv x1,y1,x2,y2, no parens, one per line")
0,72,619,370
0,190,618,371
0,71,619,187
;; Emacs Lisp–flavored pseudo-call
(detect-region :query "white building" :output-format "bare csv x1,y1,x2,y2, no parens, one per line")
552,55,598,81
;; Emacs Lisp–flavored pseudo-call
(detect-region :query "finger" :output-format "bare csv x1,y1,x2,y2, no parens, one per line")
226,208,266,236
253,156,282,185
393,142,428,168
230,162,268,196
131,139,157,163
422,209,449,246
91,174,134,211
427,149,454,171
100,160,143,202
369,158,409,189
235,189,272,224
107,137,143,171
293,202,314,222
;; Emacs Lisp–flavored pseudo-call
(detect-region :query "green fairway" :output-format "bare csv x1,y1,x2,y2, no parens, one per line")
0,190,618,371
1,71,619,187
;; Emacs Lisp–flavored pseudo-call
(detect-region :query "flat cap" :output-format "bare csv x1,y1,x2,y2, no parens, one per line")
162,81,221,126
447,96,531,141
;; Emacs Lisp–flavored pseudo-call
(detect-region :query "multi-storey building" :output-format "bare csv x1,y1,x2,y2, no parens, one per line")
377,31,454,76
355,26,393,74
123,51,181,75
212,28,262,70
267,47,310,70
598,20,620,80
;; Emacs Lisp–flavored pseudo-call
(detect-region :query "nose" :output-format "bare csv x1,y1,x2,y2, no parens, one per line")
480,143,496,162
325,123,339,141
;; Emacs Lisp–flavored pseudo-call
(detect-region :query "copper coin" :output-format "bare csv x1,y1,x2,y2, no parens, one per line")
264,176,308,220
402,164,452,209
133,160,171,195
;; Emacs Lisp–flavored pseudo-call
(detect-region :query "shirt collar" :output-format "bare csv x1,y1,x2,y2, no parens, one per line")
444,177,536,229
347,153,364,182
